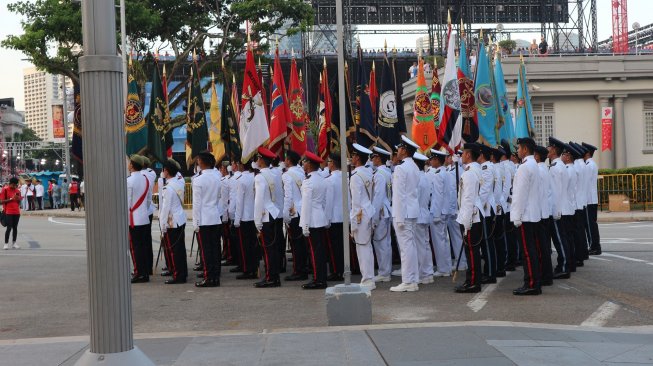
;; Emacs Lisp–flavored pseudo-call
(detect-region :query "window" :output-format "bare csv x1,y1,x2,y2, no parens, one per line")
532,103,555,147
645,101,653,150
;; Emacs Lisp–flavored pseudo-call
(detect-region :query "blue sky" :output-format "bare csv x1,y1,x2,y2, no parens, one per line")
1,0,651,111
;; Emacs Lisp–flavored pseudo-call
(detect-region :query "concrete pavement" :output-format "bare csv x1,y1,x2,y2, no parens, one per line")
2,322,653,366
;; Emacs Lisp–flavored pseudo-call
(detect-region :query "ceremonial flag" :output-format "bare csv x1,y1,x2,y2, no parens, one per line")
208,73,226,161
185,57,209,167
344,62,357,142
221,73,242,162
125,61,147,156
411,55,437,152
317,59,332,159
515,56,535,139
459,23,471,79
438,21,462,152
162,65,173,158
268,47,292,157
287,56,307,155
239,46,270,163
430,63,442,130
369,61,378,121
258,60,270,125
146,60,167,163
391,52,407,135
494,50,516,148
458,36,479,144
355,48,377,148
376,54,402,153
474,42,499,146
71,85,83,163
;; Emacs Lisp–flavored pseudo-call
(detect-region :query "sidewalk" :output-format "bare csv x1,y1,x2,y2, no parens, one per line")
2,322,652,366
22,207,653,223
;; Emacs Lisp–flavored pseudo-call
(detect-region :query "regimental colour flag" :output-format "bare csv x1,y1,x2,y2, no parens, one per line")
162,65,173,158
474,43,499,146
221,73,242,162
185,59,209,167
458,36,479,144
239,46,270,163
125,62,147,156
515,56,535,139
287,56,307,155
317,60,332,160
268,47,292,157
438,28,463,152
146,60,168,163
411,56,437,153
494,50,516,148
430,63,442,130
208,74,226,161
376,54,402,153
355,48,377,148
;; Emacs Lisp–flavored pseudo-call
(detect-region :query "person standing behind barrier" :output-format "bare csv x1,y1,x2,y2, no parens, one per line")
159,159,187,284
582,143,601,255
47,179,54,209
2,177,22,250
35,181,44,210
60,179,69,208
25,181,35,211
52,180,60,209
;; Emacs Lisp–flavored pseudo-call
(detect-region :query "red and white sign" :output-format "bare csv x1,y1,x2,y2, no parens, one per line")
601,106,613,151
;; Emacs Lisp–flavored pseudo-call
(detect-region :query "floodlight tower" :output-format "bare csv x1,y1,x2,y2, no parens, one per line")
612,0,628,53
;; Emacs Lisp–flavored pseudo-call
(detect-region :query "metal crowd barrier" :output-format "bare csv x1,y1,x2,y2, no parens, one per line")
635,174,653,211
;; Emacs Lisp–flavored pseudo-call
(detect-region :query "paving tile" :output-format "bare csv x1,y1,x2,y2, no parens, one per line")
136,337,193,366
604,344,653,364
0,342,87,366
390,357,515,366
469,326,531,341
174,335,266,366
494,345,604,366
571,342,644,362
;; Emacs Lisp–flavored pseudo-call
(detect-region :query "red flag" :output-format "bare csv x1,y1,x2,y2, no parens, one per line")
317,62,332,160
258,62,269,125
268,47,292,157
287,57,307,155
411,58,437,152
369,61,378,121
239,47,270,163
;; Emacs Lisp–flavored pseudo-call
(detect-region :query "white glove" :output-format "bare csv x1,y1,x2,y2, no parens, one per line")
256,224,263,232
234,221,240,228
553,213,561,221
283,217,291,225
433,216,442,224
396,222,405,231
303,226,310,237
514,220,522,228
193,226,200,233
326,222,331,229
160,225,168,233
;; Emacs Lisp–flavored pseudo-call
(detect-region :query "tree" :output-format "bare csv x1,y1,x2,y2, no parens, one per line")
498,40,517,55
3,0,313,109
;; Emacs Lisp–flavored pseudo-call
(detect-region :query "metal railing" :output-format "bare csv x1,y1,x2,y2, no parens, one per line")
634,174,653,211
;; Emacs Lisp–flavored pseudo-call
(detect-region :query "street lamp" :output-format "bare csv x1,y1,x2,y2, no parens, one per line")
633,22,640,55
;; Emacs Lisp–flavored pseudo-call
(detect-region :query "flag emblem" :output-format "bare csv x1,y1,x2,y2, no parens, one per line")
414,93,432,115
290,97,305,119
443,80,461,110
475,84,494,110
379,90,397,125
125,100,143,130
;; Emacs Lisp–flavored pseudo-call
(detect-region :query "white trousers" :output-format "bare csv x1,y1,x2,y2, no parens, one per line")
416,223,434,280
372,217,392,277
430,219,452,274
355,241,375,282
393,218,418,284
446,214,467,269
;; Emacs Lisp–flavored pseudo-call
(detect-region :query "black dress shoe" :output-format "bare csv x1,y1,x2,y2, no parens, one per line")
195,279,220,287
162,267,168,271
505,266,517,272
541,279,554,286
496,271,507,278
553,271,571,279
197,273,205,278
513,287,542,296
229,266,243,273
454,283,482,293
326,273,344,282
284,273,308,281
224,260,238,266
160,270,171,277
588,249,602,255
236,272,258,280
481,276,497,284
193,265,204,272
302,281,327,289
165,278,187,284
576,261,584,267
254,279,281,288
131,275,149,284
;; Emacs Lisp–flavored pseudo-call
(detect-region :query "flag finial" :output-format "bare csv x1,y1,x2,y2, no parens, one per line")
162,64,167,76
221,57,225,69
291,48,295,58
460,18,464,37
447,10,451,25
384,39,387,53
520,53,524,63
211,72,215,82
323,56,327,68
372,60,376,71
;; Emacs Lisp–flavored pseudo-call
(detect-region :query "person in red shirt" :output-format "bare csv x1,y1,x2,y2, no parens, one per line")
2,177,22,250
69,178,79,211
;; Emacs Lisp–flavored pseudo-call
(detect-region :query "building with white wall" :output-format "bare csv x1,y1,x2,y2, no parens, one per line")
23,67,71,142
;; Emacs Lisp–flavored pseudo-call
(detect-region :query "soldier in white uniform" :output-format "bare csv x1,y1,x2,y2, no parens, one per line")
234,161,257,279
534,146,554,286
270,157,287,273
499,140,517,272
414,152,435,284
428,149,451,277
582,142,601,255
350,144,376,290
561,144,579,272
324,153,345,281
228,162,244,272
192,152,222,288
253,147,283,288
158,166,183,277
371,146,393,282
140,157,156,276
282,151,309,281
158,159,188,284
455,143,483,293
477,144,497,284
444,152,466,271
547,138,571,279
390,135,421,293
217,161,233,265
127,155,151,283
570,142,589,263
300,151,329,290
511,137,542,295
489,147,507,278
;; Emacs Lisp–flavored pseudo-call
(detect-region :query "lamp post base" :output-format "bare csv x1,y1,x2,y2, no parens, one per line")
74,346,155,366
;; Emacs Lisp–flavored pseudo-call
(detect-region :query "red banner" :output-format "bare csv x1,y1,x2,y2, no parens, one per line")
601,106,613,151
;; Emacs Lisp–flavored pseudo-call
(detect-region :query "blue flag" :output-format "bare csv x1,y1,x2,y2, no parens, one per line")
474,44,499,146
515,58,535,139
459,36,471,79
355,48,377,148
494,53,515,148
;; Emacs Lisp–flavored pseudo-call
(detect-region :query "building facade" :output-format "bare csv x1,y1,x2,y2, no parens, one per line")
0,98,26,139
23,67,73,142
401,55,653,169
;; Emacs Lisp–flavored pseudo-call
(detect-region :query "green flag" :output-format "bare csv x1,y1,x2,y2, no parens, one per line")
185,60,209,167
125,69,147,156
146,61,167,163
221,73,242,162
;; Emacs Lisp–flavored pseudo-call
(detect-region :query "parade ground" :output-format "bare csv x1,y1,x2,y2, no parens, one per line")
1,215,653,365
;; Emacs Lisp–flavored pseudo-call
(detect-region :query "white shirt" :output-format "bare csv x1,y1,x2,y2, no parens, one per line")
191,168,222,227
234,171,255,224
548,158,567,219
254,167,281,226
79,181,85,195
510,155,541,223
25,184,35,197
443,163,460,215
219,174,230,222
574,159,587,210
299,171,328,229
127,171,150,226
228,171,242,220
282,165,304,221
392,157,420,221
324,170,344,224
492,162,503,213
416,171,433,225
350,166,375,242
476,161,496,217
564,163,578,214
372,165,392,223
427,166,446,221
159,175,187,230
269,166,285,215
500,160,513,212
142,168,157,216
538,162,552,219
35,184,44,197
457,162,482,228
586,158,598,205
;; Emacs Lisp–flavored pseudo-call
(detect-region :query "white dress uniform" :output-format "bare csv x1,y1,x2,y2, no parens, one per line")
416,167,434,282
192,168,222,229
549,156,570,274
372,164,393,279
254,167,282,229
445,161,466,269
456,161,482,288
299,170,329,284
350,165,375,284
219,174,230,223
128,171,150,227
234,171,255,226
391,155,421,287
282,165,304,222
127,170,150,278
574,159,587,211
324,170,344,225
428,163,450,275
563,162,577,217
228,170,242,221
538,162,553,221
143,168,157,219
159,175,186,232
586,158,598,206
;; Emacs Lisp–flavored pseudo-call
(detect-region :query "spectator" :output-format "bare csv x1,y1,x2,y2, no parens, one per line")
19,181,27,210
2,177,22,250
61,179,69,208
52,180,61,209
48,179,54,209
69,178,79,211
35,180,44,210
530,39,538,55
408,62,418,78
539,36,549,55
79,179,85,210
25,181,35,211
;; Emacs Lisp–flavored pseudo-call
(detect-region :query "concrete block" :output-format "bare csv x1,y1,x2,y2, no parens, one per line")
325,284,372,326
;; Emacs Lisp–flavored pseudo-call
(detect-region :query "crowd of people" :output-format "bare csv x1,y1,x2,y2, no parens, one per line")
126,134,600,296
15,177,84,211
